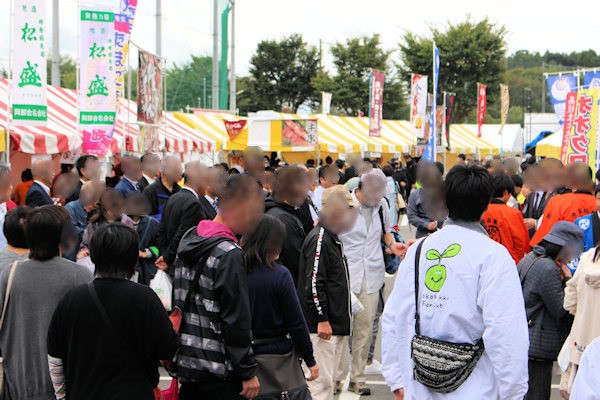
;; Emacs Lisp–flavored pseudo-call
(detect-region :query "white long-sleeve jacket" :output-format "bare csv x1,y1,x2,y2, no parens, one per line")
382,220,529,400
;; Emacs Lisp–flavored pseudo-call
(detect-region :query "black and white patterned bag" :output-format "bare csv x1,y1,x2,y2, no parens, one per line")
410,240,485,393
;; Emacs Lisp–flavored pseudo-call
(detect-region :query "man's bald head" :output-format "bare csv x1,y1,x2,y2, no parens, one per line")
31,159,55,186
568,162,594,191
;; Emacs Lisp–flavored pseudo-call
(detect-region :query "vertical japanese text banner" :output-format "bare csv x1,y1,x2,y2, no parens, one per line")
11,0,47,125
322,92,332,115
138,49,163,153
477,83,487,138
423,45,439,161
584,72,600,169
560,92,577,164
79,9,117,157
564,89,599,171
500,84,509,135
410,75,428,139
444,93,456,149
368,70,385,137
114,0,138,103
546,74,577,125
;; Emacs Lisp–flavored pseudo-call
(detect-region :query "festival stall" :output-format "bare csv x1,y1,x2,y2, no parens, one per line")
535,129,562,159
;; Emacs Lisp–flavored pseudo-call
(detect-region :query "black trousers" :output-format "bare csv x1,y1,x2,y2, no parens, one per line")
180,379,244,400
525,359,553,400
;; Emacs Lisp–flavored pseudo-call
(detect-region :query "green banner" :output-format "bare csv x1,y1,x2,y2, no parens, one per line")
79,111,116,125
219,4,230,110
12,104,47,121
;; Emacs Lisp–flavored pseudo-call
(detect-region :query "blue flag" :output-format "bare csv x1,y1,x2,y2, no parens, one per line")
423,44,440,161
546,74,577,125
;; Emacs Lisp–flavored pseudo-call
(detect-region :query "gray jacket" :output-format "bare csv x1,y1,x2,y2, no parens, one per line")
0,257,92,400
407,189,443,238
518,247,570,360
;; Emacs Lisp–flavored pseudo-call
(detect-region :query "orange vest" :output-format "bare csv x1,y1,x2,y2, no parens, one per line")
482,200,531,264
530,192,596,246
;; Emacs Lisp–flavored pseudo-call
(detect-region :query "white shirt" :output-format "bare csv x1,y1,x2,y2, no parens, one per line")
34,180,51,196
311,186,325,210
570,336,600,399
338,191,390,294
205,194,218,212
182,186,199,199
0,203,7,249
382,221,529,399
143,174,156,185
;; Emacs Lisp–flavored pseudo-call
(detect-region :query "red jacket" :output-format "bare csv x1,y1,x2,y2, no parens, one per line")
530,192,596,247
482,199,531,264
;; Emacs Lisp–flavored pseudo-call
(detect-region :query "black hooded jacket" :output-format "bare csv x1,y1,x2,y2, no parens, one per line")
265,198,306,286
172,228,256,382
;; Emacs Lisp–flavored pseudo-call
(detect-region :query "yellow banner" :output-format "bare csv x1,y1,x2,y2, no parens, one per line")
500,84,509,134
565,88,599,170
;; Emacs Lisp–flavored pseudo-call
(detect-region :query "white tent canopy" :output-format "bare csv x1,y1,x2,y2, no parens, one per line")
456,124,523,153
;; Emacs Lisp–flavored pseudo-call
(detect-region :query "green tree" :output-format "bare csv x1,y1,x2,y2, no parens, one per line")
398,18,507,123
248,34,319,112
46,56,78,88
313,34,405,118
165,55,212,111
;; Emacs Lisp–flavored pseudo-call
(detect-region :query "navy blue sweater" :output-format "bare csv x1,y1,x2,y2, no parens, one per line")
246,263,316,367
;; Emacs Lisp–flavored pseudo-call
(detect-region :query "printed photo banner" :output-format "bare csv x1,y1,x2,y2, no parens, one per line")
11,0,47,125
114,0,138,103
79,9,117,156
423,45,440,161
138,49,163,124
564,89,599,170
281,119,318,147
546,74,577,125
410,75,428,139
368,70,385,137
477,83,487,138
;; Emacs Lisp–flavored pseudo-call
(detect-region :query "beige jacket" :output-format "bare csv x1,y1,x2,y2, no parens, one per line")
564,248,600,364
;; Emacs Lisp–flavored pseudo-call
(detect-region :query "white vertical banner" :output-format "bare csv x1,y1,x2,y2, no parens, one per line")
79,9,117,156
410,74,427,139
321,92,332,115
11,0,47,125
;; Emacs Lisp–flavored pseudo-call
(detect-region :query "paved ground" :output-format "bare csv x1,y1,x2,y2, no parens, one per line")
160,222,563,399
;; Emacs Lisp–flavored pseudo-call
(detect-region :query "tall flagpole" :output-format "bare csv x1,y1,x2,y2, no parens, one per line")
211,0,219,109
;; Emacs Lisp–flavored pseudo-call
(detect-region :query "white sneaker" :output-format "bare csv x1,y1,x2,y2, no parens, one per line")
365,359,382,375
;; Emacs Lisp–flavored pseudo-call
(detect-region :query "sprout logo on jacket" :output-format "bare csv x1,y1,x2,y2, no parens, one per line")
424,244,461,292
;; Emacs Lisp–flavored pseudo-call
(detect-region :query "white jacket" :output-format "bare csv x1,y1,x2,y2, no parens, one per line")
382,220,529,399
570,336,600,399
564,248,600,364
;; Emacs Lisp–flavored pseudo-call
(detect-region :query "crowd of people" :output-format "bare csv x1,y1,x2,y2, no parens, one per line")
0,148,598,400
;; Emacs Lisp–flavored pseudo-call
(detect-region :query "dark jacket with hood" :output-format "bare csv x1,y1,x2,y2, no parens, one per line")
172,221,256,383
298,225,351,336
265,198,306,286
518,246,571,360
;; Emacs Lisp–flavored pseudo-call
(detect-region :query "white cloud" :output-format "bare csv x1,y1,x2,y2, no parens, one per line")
1,0,599,76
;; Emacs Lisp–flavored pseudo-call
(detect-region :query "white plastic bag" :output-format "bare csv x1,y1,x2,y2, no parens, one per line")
350,292,365,315
150,270,172,311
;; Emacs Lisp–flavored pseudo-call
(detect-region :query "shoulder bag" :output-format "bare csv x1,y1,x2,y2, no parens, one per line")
0,261,20,400
410,240,485,393
252,337,311,400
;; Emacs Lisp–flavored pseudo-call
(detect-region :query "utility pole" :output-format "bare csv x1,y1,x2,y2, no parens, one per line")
51,0,60,86
212,0,219,109
156,0,162,57
229,0,236,114
319,39,322,71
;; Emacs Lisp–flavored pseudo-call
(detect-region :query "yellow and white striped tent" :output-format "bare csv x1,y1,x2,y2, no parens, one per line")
535,129,562,159
174,110,499,157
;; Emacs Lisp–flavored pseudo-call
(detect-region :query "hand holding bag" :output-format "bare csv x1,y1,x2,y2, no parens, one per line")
410,240,485,393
